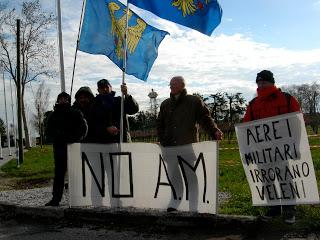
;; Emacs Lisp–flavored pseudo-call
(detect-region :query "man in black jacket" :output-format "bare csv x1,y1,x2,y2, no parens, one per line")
92,79,139,143
45,92,87,206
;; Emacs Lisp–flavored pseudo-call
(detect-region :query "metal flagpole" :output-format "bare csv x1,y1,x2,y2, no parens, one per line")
0,134,3,160
70,0,86,97
0,64,3,160
112,0,130,208
3,72,12,156
25,104,32,147
56,0,66,92
17,19,24,165
9,76,17,149
12,72,19,167
120,0,130,143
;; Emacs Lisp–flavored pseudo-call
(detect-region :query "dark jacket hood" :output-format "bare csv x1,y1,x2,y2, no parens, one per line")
75,86,94,100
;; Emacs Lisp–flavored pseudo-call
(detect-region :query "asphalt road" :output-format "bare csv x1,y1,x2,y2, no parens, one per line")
1,218,320,240
0,218,248,240
0,147,17,167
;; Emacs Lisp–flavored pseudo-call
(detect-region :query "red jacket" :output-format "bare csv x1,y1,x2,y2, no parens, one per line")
243,85,301,122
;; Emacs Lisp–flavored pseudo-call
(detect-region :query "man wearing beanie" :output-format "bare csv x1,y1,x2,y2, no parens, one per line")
45,92,87,206
243,70,301,224
243,70,300,121
92,79,139,143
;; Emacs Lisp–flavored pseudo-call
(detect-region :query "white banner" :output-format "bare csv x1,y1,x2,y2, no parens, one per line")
68,141,218,214
236,112,320,206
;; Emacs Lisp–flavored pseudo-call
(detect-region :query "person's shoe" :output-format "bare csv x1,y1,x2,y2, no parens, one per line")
260,215,273,222
284,215,295,224
283,210,296,224
45,200,59,207
260,208,281,222
167,207,177,212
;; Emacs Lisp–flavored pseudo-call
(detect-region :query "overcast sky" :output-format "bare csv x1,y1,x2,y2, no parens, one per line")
1,0,320,135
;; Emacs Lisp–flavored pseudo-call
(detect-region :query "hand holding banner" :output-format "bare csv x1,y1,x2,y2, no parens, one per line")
68,142,218,213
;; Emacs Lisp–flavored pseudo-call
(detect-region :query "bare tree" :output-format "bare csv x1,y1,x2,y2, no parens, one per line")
283,83,320,114
32,81,50,148
299,83,320,114
0,0,56,148
283,82,320,133
0,2,8,26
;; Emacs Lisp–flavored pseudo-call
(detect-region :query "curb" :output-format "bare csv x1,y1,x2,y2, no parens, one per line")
0,201,258,230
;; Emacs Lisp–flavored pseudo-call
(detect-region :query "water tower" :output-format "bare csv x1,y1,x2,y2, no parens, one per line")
148,89,158,116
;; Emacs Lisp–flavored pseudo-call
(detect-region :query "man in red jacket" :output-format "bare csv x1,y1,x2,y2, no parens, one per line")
243,70,301,224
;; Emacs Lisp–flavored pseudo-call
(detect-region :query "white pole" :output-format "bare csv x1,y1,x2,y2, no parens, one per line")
70,0,86,97
0,133,3,160
9,76,17,149
28,108,32,147
25,104,32,147
120,2,130,143
3,72,12,156
56,0,66,92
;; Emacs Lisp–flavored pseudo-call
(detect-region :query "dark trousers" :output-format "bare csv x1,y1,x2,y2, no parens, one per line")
52,143,67,203
268,205,296,217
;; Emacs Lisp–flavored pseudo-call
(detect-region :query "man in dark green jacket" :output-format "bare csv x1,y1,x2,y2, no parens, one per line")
157,76,222,146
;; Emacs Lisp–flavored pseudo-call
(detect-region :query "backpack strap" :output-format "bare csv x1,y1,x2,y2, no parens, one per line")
248,97,257,120
249,91,292,120
282,92,292,112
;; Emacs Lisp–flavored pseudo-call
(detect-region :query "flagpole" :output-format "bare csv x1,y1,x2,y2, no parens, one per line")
0,64,3,160
9,76,17,149
70,0,86,97
0,133,2,160
3,72,12,156
120,1,130,143
56,0,66,92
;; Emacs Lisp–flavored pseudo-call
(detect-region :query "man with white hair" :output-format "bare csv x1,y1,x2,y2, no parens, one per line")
157,76,222,146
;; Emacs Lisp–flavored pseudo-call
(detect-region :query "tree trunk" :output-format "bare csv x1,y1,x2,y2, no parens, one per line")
21,96,31,149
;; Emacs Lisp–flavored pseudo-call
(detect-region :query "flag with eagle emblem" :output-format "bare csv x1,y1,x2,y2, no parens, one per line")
79,0,168,81
128,0,222,36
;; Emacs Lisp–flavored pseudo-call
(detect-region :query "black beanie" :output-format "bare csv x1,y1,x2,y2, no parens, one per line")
97,79,111,88
256,70,275,83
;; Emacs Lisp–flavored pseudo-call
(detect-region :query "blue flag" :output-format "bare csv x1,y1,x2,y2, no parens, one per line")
79,0,168,81
128,0,222,36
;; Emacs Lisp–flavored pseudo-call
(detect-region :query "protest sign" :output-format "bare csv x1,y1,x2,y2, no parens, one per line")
68,141,218,213
236,112,319,206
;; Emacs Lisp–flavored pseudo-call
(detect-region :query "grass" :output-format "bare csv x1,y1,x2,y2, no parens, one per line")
218,148,262,215
308,135,320,146
1,137,320,229
0,145,54,189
